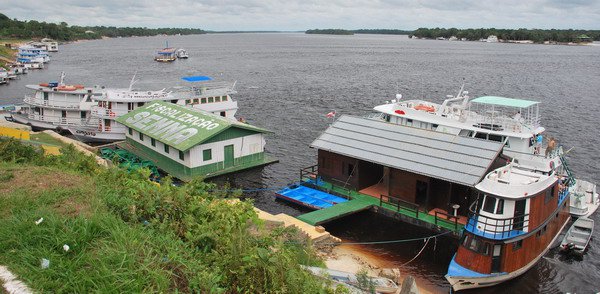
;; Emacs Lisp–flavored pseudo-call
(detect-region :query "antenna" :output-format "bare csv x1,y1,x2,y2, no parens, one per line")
59,72,65,85
129,71,139,91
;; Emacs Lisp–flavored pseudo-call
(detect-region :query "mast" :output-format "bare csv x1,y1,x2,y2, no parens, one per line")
128,72,138,91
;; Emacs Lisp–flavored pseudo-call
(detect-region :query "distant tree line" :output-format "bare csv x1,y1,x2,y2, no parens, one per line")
0,13,205,41
305,29,354,35
411,27,600,43
354,29,413,35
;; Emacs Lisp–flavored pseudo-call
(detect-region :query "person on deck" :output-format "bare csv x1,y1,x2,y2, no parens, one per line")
546,137,556,157
535,133,543,154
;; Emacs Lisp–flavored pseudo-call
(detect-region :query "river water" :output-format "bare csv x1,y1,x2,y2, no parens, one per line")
1,33,599,293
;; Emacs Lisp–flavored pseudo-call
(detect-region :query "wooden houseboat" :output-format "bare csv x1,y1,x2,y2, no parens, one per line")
116,101,277,180
445,157,571,291
306,114,507,228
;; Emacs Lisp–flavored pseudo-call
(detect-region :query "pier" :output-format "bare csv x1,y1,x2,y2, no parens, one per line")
295,179,464,237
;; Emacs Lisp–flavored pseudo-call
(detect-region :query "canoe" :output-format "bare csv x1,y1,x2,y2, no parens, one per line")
560,217,594,256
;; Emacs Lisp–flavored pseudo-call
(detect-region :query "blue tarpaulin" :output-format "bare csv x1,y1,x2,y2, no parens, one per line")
181,76,212,82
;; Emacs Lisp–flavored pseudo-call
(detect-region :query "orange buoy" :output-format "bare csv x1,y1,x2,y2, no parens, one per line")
57,85,77,91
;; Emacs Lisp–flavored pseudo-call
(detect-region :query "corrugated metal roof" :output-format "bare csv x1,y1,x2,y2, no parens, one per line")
117,101,269,151
310,115,504,187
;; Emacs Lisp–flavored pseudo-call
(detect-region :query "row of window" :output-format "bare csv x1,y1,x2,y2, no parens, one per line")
186,96,228,105
128,127,213,162
482,195,505,214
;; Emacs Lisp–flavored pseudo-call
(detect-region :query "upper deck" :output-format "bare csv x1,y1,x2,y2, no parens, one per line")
476,162,557,200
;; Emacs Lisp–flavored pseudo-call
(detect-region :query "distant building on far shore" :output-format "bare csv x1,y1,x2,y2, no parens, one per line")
576,34,592,43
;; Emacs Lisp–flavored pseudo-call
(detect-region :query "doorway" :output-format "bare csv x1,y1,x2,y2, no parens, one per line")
224,145,234,168
513,199,526,230
415,180,428,207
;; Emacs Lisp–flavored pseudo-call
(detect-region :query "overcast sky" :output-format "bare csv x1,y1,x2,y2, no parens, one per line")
3,0,599,30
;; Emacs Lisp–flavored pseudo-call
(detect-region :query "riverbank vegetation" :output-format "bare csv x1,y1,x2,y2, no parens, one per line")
411,27,600,43
0,138,342,293
306,29,354,35
0,13,204,42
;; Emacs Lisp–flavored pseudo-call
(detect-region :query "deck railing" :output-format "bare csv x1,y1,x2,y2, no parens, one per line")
465,201,529,239
379,194,420,218
434,210,459,230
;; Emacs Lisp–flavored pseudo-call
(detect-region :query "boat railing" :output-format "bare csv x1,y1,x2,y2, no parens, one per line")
23,95,81,110
465,201,529,239
91,107,128,118
24,113,86,126
379,194,420,218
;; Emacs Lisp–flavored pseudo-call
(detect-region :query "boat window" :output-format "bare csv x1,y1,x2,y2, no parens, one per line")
151,138,156,147
495,199,504,214
215,96,221,102
194,98,199,104
203,149,212,161
545,186,555,203
482,196,497,213
208,97,214,103
475,132,487,140
186,99,192,105
467,237,489,255
201,98,207,104
179,150,184,161
80,111,86,119
488,134,503,142
512,240,523,250
461,234,470,247
128,103,134,111
220,111,226,117
164,144,170,154
222,96,228,101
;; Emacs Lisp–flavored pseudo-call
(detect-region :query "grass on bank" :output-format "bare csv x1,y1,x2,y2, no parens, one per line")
0,138,346,293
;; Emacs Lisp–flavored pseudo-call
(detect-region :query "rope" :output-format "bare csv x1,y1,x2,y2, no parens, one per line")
399,237,431,267
312,230,453,246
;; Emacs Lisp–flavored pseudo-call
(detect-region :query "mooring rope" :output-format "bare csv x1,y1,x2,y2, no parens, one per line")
399,237,431,267
313,230,453,246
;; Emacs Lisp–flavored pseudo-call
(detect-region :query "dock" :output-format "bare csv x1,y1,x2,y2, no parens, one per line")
293,180,464,236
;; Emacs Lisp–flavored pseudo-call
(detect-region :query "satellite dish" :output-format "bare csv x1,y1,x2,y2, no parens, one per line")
396,94,402,100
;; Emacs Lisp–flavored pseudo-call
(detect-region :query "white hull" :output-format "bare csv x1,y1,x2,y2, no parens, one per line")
446,218,570,291
67,127,126,143
10,113,60,130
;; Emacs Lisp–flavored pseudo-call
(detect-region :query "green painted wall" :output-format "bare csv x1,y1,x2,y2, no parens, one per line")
204,127,259,144
125,138,269,180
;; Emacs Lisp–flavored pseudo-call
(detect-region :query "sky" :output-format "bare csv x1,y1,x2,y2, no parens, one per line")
2,0,599,31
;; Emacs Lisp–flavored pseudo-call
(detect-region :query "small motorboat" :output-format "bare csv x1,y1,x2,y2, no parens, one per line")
560,217,594,257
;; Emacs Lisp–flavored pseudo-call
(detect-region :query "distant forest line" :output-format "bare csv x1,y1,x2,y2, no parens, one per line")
306,28,600,43
0,13,205,41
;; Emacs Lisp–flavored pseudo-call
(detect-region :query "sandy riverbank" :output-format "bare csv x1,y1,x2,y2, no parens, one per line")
321,244,435,294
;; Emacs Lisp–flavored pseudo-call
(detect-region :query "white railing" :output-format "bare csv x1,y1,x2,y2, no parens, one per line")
23,95,81,110
26,113,86,126
91,107,129,118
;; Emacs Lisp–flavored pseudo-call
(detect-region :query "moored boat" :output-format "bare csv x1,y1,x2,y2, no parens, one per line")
445,159,571,291
560,217,594,256
176,48,189,58
371,88,598,217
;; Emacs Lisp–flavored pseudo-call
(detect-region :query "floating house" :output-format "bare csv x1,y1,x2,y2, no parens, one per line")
283,115,507,234
116,101,277,180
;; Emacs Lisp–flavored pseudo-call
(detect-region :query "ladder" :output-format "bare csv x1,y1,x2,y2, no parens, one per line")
559,154,576,187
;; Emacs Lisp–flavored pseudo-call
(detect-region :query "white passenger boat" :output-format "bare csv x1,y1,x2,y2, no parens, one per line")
370,86,598,217
8,72,103,132
41,38,59,52
18,45,50,63
68,75,239,143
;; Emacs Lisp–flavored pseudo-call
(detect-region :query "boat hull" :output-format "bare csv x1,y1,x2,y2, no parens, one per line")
446,217,570,291
67,127,126,143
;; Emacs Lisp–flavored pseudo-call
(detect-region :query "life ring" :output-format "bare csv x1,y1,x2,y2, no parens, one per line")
414,104,435,112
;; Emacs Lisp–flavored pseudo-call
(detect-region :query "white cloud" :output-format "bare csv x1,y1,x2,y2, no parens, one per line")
2,0,599,30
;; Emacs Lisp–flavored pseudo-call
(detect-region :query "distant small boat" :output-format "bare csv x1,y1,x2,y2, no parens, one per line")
560,217,594,256
176,48,188,59
154,47,177,62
